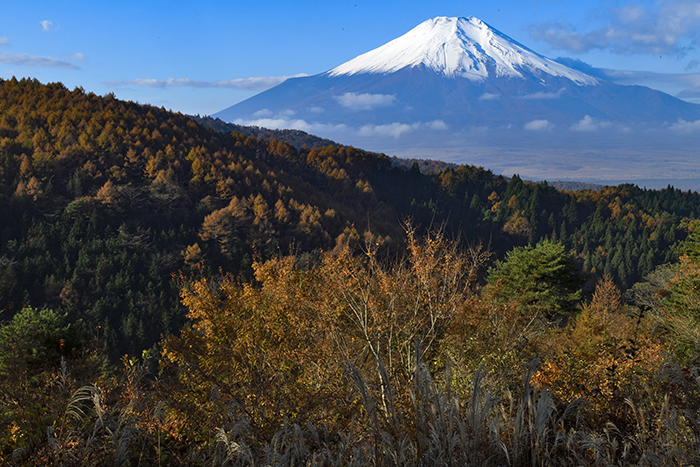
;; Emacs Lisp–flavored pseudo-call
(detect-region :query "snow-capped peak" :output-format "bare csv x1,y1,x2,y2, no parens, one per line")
328,16,599,86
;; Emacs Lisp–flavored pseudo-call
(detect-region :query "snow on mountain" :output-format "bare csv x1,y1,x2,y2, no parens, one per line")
328,16,599,85
214,16,700,186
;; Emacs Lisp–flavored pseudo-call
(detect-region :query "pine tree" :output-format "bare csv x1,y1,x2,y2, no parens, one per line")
487,239,582,318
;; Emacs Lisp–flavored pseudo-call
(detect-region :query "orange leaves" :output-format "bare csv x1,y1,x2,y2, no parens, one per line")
181,243,203,269
164,225,492,436
95,180,119,209
163,260,349,435
502,210,531,237
198,197,252,253
533,276,666,424
321,223,490,386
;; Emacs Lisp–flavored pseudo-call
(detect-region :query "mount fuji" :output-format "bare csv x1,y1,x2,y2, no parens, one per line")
214,17,700,187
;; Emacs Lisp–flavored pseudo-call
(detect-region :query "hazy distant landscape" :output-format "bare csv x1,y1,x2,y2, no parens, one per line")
375,128,700,189
205,116,700,189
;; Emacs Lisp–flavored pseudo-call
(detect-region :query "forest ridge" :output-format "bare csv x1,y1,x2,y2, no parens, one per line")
2,77,700,465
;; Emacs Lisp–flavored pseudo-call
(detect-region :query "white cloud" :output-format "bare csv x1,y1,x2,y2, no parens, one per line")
571,115,613,131
240,109,296,123
521,88,566,100
358,120,448,138
530,21,616,53
524,119,552,131
334,92,397,110
676,86,700,103
233,112,445,140
670,118,700,133
233,116,348,135
618,4,646,23
107,74,308,91
308,106,325,114
359,122,418,138
479,92,501,101
252,108,273,118
71,52,85,61
599,68,700,103
428,120,448,130
0,51,78,69
554,58,700,103
213,75,308,90
0,37,9,46
40,20,58,32
570,115,598,132
277,109,296,117
530,0,700,56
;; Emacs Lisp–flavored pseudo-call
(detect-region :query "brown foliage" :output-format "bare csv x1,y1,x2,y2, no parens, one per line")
161,260,352,439
534,276,665,426
161,224,492,440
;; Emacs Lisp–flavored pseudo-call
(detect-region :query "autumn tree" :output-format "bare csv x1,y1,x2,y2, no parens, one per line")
160,225,491,443
534,276,665,428
160,259,352,442
319,225,489,386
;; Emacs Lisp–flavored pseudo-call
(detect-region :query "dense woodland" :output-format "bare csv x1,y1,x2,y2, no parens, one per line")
2,77,700,465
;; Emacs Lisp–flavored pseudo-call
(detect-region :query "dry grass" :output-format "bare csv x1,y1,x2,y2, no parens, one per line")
6,353,700,466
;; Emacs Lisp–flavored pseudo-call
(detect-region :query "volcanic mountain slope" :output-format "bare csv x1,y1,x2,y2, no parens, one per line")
214,16,700,186
215,16,700,129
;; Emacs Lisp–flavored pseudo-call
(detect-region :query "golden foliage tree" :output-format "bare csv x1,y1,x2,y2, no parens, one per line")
160,224,492,441
534,276,665,426
160,259,352,440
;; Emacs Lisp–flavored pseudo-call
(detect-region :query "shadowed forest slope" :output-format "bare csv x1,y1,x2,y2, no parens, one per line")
1,77,699,358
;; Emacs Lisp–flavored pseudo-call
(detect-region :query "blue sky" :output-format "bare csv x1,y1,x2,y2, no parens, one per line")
2,0,700,116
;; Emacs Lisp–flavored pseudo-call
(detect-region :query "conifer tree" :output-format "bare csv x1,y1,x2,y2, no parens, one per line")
487,239,582,318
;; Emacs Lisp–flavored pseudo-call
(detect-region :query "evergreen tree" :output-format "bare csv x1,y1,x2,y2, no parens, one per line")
487,239,582,318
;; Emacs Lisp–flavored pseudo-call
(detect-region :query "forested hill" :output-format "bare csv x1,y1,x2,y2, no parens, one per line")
1,77,699,359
